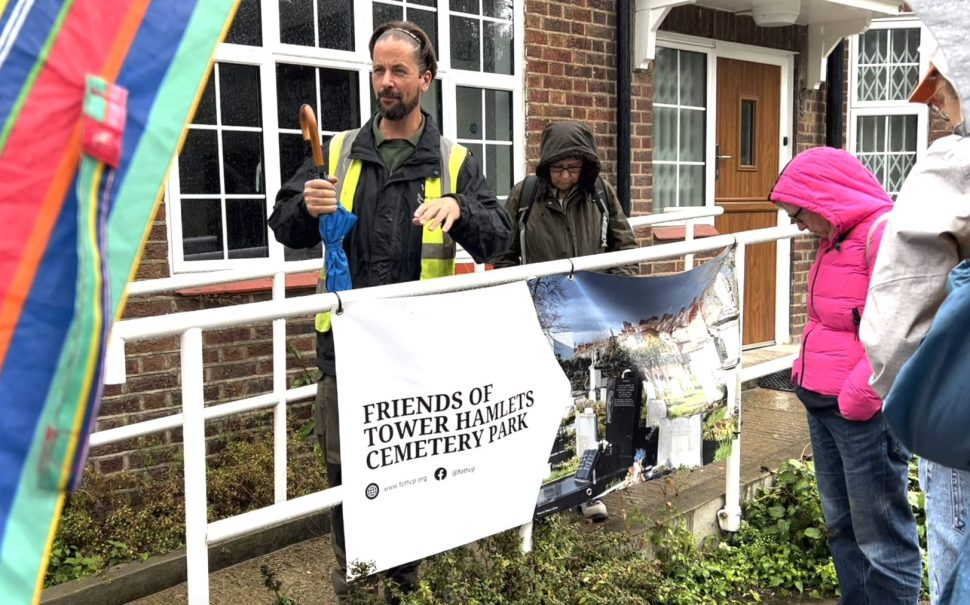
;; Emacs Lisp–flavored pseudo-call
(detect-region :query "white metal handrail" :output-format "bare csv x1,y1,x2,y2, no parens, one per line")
93,220,800,604
124,207,724,297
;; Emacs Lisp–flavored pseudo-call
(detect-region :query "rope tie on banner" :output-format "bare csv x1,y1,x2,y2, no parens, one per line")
567,258,575,280
333,291,344,315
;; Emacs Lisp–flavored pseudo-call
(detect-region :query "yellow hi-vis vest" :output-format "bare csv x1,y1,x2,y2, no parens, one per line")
314,127,469,333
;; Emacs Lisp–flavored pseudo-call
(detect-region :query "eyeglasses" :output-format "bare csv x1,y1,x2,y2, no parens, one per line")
549,164,583,176
789,207,805,225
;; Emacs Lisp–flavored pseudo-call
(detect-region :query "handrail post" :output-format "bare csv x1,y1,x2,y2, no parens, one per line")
519,522,533,553
718,242,745,532
181,328,210,604
684,219,696,270
272,271,288,503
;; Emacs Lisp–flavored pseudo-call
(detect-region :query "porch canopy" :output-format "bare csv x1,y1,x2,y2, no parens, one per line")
635,0,904,88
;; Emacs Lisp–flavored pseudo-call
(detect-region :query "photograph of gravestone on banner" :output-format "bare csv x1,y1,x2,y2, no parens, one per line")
533,247,740,519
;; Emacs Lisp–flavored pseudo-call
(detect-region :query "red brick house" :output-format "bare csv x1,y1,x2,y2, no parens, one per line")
100,0,943,475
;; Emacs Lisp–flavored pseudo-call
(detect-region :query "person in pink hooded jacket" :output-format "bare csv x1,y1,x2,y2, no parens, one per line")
770,146,921,604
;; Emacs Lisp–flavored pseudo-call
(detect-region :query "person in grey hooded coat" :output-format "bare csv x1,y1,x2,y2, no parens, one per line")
861,39,970,605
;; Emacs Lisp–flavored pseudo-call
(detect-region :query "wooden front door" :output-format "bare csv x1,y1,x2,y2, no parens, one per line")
714,58,781,347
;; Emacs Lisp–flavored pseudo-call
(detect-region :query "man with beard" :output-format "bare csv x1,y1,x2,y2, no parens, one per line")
268,21,511,604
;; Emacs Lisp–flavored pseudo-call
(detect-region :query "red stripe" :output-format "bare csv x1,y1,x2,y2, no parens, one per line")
0,0,141,368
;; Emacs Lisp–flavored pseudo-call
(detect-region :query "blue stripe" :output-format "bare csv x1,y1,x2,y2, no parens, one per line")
0,183,77,546
104,0,200,214
0,0,65,128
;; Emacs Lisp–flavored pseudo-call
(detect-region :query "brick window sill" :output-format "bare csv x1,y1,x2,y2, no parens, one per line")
652,225,720,241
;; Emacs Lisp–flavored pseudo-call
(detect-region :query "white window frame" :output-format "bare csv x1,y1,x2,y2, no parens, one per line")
166,0,525,274
654,33,794,218
847,15,930,197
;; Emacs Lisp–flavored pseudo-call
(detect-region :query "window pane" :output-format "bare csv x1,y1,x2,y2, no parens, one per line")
408,8,438,52
318,0,354,51
483,21,513,75
680,109,705,163
654,47,677,105
485,144,512,197
181,198,223,261
856,115,879,153
279,133,306,181
653,164,676,211
451,0,478,14
679,165,705,207
319,68,360,131
373,3,403,31
456,87,483,139
421,79,442,129
280,0,315,46
483,0,513,19
679,50,706,107
450,16,480,71
226,199,268,259
891,28,920,63
890,64,919,100
858,65,886,101
654,107,676,162
485,89,512,141
219,63,261,128
739,100,755,166
410,0,436,7
276,63,317,130
225,0,261,46
886,153,916,196
222,131,265,195
193,72,216,125
889,114,917,152
179,129,220,194
859,29,887,65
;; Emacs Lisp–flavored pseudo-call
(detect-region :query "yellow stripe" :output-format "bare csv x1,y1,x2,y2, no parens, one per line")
342,160,362,212
328,131,347,177
421,258,455,279
61,162,107,485
449,144,468,192
315,311,332,332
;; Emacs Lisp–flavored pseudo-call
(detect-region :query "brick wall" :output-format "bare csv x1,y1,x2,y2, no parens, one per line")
92,201,319,474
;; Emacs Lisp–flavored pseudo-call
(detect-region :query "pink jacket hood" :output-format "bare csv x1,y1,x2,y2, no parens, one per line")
772,147,891,421
771,147,893,238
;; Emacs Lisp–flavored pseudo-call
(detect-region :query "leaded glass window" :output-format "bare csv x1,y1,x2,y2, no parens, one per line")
653,47,706,211
855,114,918,197
857,28,920,102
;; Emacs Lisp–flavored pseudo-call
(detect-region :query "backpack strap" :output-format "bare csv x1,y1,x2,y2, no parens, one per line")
518,175,540,264
593,176,609,251
865,212,890,271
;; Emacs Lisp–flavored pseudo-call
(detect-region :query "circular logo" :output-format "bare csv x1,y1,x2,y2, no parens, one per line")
365,483,380,500
434,467,448,481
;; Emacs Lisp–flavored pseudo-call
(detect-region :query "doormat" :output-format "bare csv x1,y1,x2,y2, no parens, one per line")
757,368,795,392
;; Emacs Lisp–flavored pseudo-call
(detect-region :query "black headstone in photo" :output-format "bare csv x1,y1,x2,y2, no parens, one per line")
606,373,642,462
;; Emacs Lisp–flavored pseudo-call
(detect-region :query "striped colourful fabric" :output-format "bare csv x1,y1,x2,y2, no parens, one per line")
0,0,238,601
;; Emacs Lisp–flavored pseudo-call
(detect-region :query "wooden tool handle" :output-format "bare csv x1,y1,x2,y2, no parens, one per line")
299,104,325,175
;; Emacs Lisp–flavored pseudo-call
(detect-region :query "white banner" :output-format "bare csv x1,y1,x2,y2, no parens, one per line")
332,281,570,577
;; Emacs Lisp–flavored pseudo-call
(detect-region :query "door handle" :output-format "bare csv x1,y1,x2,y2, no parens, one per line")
715,144,732,180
